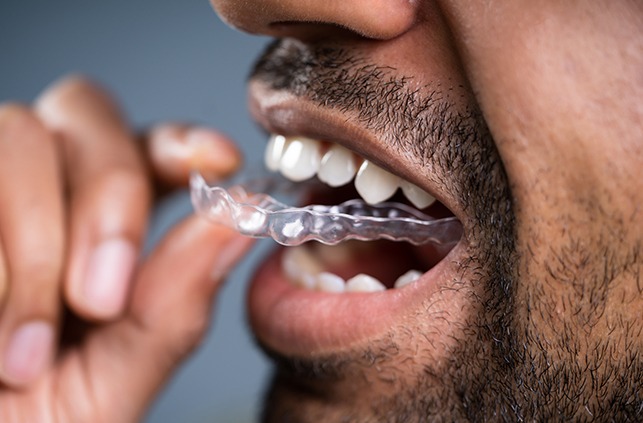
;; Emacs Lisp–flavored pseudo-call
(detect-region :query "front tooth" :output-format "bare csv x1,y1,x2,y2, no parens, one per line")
354,160,400,205
317,144,357,187
400,181,436,209
279,137,322,181
315,272,346,293
346,274,386,292
264,134,287,172
282,247,324,289
393,269,423,289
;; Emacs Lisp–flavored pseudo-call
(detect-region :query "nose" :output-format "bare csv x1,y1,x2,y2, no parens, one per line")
210,0,420,40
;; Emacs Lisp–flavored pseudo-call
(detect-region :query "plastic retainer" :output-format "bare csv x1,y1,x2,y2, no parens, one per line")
190,172,463,246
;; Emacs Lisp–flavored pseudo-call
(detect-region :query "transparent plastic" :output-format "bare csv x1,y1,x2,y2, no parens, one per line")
190,172,463,246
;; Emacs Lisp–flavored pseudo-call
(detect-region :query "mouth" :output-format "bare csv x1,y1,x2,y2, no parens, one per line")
246,78,472,356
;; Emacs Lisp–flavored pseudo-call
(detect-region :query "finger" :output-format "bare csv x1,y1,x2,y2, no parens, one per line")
36,76,150,321
0,104,64,386
146,123,242,188
82,217,253,421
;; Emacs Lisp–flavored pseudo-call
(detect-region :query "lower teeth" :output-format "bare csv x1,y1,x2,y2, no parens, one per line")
282,245,423,293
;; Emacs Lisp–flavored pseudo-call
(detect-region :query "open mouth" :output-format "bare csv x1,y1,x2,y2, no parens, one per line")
237,79,471,356
261,133,460,293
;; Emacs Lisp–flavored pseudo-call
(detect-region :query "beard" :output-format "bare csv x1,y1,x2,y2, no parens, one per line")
248,39,642,422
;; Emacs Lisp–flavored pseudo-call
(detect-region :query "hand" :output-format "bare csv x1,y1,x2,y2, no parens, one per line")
0,76,252,422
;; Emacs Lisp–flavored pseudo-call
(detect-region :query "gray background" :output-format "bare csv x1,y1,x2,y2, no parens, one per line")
0,0,273,421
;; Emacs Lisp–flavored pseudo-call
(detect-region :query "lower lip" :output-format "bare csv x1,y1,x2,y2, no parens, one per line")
247,240,466,356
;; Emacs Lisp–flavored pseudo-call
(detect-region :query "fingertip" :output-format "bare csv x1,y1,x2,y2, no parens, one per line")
148,124,243,186
186,127,243,177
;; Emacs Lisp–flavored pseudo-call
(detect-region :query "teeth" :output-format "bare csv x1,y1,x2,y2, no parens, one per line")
393,269,423,289
354,160,401,205
345,274,386,293
282,247,323,289
400,181,436,209
315,272,346,293
266,134,436,208
281,246,424,293
279,137,321,181
264,134,287,172
317,144,357,187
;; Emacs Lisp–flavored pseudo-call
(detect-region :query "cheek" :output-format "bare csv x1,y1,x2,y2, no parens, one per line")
497,118,641,348
468,14,643,344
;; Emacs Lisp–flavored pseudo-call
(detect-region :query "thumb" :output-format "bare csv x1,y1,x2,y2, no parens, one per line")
81,215,254,422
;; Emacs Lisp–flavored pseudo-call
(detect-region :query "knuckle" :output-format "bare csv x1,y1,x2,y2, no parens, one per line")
38,75,109,111
43,74,98,100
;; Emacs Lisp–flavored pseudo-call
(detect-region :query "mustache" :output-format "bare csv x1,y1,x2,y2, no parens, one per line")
249,38,464,168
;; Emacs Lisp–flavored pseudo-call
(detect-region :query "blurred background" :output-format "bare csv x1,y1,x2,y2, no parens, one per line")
0,0,273,421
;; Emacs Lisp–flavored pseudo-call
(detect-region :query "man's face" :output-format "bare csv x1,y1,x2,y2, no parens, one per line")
212,1,642,420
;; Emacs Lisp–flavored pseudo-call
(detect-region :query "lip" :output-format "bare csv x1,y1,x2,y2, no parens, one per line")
248,240,468,355
246,78,472,356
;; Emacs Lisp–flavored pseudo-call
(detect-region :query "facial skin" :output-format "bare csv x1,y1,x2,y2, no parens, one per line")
211,0,643,421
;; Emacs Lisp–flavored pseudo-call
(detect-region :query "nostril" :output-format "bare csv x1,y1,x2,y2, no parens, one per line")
211,0,419,41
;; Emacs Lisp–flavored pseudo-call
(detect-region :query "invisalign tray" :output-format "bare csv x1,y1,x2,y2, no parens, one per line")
190,172,463,246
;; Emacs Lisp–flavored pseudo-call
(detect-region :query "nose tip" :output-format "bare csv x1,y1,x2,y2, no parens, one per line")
211,0,419,40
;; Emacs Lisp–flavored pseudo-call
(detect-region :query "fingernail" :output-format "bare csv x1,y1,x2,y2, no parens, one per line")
84,238,137,317
210,236,253,281
3,321,53,385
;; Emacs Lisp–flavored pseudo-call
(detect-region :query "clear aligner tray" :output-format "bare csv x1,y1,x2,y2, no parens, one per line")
190,172,463,246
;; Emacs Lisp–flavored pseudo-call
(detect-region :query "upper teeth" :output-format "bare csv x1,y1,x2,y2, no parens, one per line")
354,160,400,205
265,134,435,208
318,144,357,187
278,136,321,182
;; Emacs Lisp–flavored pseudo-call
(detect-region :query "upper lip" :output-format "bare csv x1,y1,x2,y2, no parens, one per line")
247,78,469,231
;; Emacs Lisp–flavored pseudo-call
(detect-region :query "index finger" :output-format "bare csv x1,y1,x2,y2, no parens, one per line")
36,77,150,320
